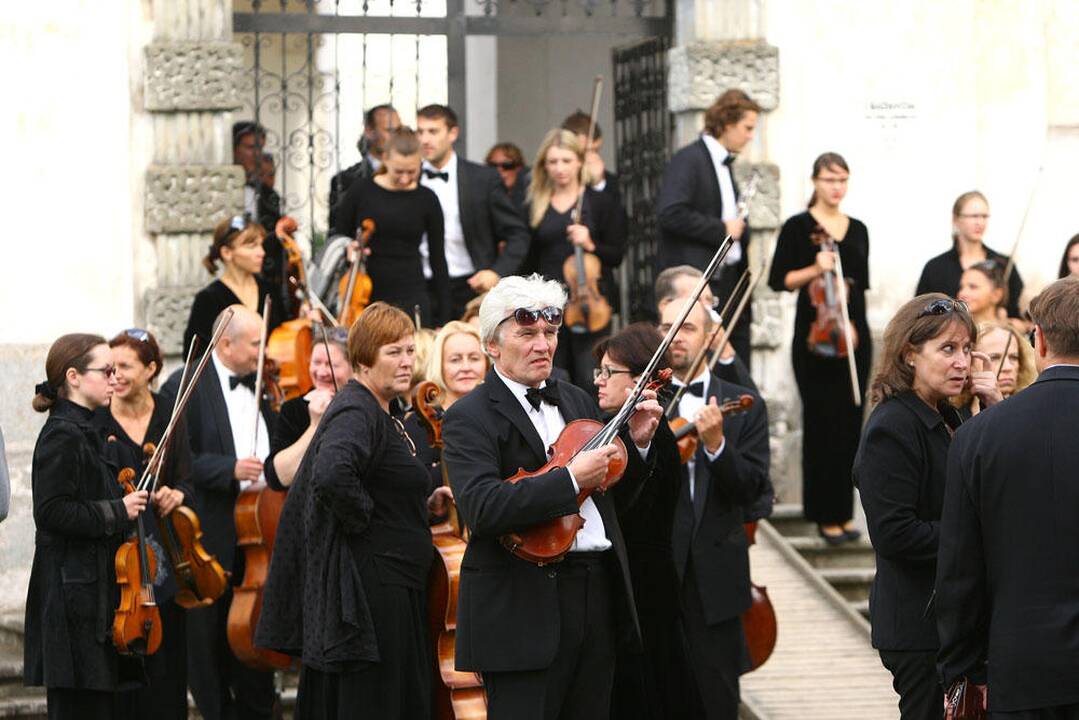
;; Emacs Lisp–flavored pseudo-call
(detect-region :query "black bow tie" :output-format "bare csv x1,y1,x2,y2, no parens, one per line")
524,382,561,411
229,373,257,392
423,168,449,182
682,381,705,398
722,154,736,167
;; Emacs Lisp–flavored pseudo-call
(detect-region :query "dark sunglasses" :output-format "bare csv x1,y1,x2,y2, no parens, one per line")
917,298,968,319
500,306,564,328
124,328,151,343
487,160,521,171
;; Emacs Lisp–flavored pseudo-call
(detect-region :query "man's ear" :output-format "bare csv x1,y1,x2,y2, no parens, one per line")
448,125,460,146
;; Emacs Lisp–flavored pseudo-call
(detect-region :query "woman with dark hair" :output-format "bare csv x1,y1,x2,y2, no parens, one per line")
957,259,1006,325
768,152,871,544
486,141,529,211
915,191,1024,317
332,126,450,327
593,322,689,720
24,334,149,719
95,329,193,720
854,294,1000,719
182,214,284,356
255,302,452,719
1059,233,1079,279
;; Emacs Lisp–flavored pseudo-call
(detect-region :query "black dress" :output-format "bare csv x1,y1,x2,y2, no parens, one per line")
254,380,434,720
181,278,284,358
23,399,142,719
264,396,310,492
331,176,450,326
915,244,1023,317
94,396,195,720
768,212,872,524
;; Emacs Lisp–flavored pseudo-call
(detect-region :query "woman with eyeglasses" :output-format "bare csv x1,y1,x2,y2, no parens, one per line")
92,329,193,719
854,295,1000,719
916,190,1024,318
767,152,871,544
182,214,284,357
24,334,150,719
255,303,452,719
264,330,352,491
524,128,627,391
486,142,529,213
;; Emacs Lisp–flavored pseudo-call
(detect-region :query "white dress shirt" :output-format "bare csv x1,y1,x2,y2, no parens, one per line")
493,367,612,553
420,152,475,279
673,369,725,501
212,352,269,490
700,133,742,266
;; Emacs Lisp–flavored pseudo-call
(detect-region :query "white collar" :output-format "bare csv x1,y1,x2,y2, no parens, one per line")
493,364,549,399
424,151,457,176
700,133,731,164
674,368,711,391
212,351,238,392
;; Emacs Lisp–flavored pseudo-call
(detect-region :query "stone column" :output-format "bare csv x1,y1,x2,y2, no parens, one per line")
142,0,245,358
667,29,801,503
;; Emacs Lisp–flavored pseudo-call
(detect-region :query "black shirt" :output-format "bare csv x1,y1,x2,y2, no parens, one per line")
915,244,1023,317
182,278,283,358
264,396,310,492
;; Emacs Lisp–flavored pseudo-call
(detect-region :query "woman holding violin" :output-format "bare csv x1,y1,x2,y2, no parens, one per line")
524,128,627,391
93,329,193,720
183,214,284,357
24,334,149,719
255,302,452,719
768,152,871,545
264,329,352,490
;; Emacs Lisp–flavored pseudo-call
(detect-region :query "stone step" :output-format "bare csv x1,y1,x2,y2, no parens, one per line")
786,536,876,569
817,568,875,602
0,695,46,719
852,599,870,619
767,504,816,538
0,616,22,657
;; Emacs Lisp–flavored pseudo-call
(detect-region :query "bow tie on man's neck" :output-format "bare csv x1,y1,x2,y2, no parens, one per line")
229,373,257,392
681,380,705,398
524,381,561,411
722,153,736,167
423,168,450,182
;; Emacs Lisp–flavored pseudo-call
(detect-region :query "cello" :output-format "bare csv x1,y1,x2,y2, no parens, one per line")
413,382,487,720
266,216,315,401
337,218,375,327
741,521,778,671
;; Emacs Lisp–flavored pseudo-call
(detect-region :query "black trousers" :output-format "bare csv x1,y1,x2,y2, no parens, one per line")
133,599,188,720
186,586,276,720
484,554,615,720
879,650,943,720
680,564,744,720
991,703,1079,719
46,687,135,720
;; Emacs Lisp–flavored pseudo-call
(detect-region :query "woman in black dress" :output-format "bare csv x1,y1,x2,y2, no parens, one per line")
854,295,1000,719
94,329,193,720
332,127,450,327
24,334,149,719
768,152,871,543
524,128,627,391
264,328,352,490
254,302,452,719
182,214,283,356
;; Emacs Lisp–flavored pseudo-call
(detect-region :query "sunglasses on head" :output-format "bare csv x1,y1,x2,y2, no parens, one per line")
228,213,253,234
487,161,520,171
124,328,150,343
501,306,564,328
917,298,968,319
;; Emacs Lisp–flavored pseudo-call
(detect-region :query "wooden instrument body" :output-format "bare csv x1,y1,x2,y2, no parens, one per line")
158,506,228,610
266,319,314,402
562,249,611,333
227,481,295,671
741,521,777,672
499,419,627,565
668,394,755,464
337,218,375,327
112,468,163,656
806,235,859,359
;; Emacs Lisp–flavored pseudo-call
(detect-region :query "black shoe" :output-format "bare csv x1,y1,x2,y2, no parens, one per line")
843,527,862,543
818,525,846,546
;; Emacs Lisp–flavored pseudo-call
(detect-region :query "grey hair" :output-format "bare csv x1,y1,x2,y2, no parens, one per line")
213,304,261,341
479,273,567,348
654,264,702,306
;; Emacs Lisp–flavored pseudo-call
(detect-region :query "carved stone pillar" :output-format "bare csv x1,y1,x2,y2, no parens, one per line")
142,2,244,356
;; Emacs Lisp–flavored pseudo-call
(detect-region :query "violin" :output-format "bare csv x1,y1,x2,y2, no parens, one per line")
669,394,755,463
806,227,859,358
337,218,375,327
741,521,778,671
413,382,487,719
267,216,315,401
112,467,163,655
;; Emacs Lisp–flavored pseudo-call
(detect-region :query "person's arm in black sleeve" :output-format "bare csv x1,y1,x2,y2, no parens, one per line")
657,152,725,247
34,429,128,539
309,405,377,535
767,219,800,293
264,401,308,491
426,192,451,325
183,288,214,360
331,174,362,240
487,171,532,278
589,191,627,270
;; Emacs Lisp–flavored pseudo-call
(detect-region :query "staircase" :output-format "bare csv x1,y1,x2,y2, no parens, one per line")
0,615,44,720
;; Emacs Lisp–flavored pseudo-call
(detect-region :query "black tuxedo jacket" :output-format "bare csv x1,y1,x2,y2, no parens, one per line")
455,158,531,278
328,157,376,230
160,365,277,573
656,138,752,315
937,366,1079,712
671,374,770,625
442,368,648,672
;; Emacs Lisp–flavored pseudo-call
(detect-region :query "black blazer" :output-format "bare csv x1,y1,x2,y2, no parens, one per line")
656,138,751,311
442,368,648,672
457,158,532,278
160,363,277,573
854,392,961,651
328,157,376,230
937,366,1079,712
671,375,770,625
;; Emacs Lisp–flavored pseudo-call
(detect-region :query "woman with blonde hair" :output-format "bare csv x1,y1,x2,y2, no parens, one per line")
425,320,487,407
524,128,627,390
974,320,1036,398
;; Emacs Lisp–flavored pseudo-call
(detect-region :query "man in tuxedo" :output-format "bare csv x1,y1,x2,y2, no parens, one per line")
657,297,771,719
416,104,532,321
233,121,287,315
937,276,1079,719
161,305,277,720
442,274,663,719
656,89,761,366
561,110,622,208
328,103,400,229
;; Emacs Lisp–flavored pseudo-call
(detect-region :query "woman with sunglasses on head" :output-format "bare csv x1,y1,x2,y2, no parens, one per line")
264,329,352,490
768,152,871,545
915,191,1024,318
854,295,1000,719
24,334,149,719
92,329,193,720
182,214,285,357
524,128,627,391
255,303,452,719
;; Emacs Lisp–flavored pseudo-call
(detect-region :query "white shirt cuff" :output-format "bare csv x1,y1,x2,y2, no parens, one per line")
718,355,735,366
592,178,607,192
635,442,651,460
568,467,580,495
703,438,725,460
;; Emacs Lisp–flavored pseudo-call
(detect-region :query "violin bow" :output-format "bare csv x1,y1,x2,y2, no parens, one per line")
995,329,1014,380
251,296,271,456
829,238,862,406
704,269,762,379
572,75,604,224
319,322,340,393
144,337,202,494
307,289,340,328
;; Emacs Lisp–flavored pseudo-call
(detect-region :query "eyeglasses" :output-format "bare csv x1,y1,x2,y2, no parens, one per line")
593,365,634,381
487,161,520,171
499,306,564,328
916,298,968,319
391,416,417,457
124,328,150,343
957,213,990,221
85,365,116,378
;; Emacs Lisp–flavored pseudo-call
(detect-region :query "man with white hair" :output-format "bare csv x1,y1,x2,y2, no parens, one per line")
443,273,664,719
